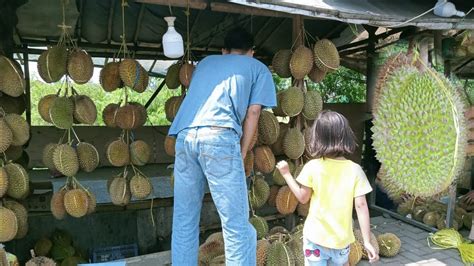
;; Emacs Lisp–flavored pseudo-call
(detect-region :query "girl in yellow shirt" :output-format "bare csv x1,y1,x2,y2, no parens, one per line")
276,110,379,266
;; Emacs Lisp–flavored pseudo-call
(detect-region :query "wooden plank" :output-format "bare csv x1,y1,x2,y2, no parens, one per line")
136,0,207,10
210,2,293,18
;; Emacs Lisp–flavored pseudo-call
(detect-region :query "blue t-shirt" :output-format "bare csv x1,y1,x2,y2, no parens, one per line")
168,54,277,136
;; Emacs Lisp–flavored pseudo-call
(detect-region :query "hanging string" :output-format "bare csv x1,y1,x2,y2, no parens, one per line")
168,0,173,16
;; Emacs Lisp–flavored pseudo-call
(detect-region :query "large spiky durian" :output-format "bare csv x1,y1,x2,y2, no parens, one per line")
302,90,323,120
273,92,286,117
268,185,280,207
254,146,276,174
73,95,97,125
0,167,8,197
377,233,401,257
423,211,441,227
64,189,89,218
349,241,363,266
119,59,148,93
280,87,304,117
0,116,13,153
4,200,28,239
51,189,67,220
0,93,26,115
130,174,152,199
354,229,379,259
0,207,18,242
4,163,29,199
372,66,467,197
290,46,313,79
179,63,195,87
115,105,140,130
42,143,59,172
283,128,305,160
249,175,270,209
100,62,123,92
4,113,30,146
271,123,289,156
276,186,298,215
272,160,294,185
165,63,181,89
206,232,224,245
34,237,53,257
266,240,295,266
129,102,147,127
49,97,74,129
106,139,130,167
68,49,94,84
77,142,99,172
87,192,97,214
257,239,271,266
297,202,310,217
5,145,22,162
37,46,68,83
109,176,131,206
53,144,79,177
209,254,226,266
313,39,340,72
38,94,57,123
0,56,25,97
258,110,280,145
377,166,405,204
250,215,269,239
287,231,303,266
308,64,326,83
272,50,292,78
198,240,225,265
130,140,151,166
165,96,183,122
102,103,119,127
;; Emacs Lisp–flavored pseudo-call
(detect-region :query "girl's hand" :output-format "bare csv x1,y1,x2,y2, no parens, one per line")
364,242,379,263
461,191,474,205
276,161,290,175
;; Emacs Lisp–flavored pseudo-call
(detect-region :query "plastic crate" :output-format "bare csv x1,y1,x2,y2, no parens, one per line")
92,244,138,263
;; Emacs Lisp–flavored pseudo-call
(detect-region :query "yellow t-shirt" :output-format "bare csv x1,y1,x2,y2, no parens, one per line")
296,158,372,249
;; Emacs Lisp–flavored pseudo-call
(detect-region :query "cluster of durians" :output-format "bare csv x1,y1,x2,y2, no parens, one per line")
107,171,153,206
42,141,99,177
50,184,96,220
165,62,195,90
0,199,29,243
38,93,97,128
102,102,148,130
100,58,149,93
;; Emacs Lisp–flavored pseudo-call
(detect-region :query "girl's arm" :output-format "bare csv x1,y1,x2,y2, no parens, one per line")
355,195,379,263
276,161,312,204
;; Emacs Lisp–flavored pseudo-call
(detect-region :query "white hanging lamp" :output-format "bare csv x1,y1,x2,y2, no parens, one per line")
163,16,184,58
434,0,465,18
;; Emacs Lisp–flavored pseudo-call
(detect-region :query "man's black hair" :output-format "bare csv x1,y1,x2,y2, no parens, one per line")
224,27,254,52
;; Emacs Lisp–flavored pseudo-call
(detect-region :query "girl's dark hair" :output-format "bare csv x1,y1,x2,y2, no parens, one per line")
224,27,254,52
308,110,357,158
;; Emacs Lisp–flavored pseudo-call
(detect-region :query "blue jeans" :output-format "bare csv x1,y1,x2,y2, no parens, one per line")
171,127,257,266
303,238,350,266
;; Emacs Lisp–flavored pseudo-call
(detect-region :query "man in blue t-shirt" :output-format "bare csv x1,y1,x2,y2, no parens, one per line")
169,27,276,265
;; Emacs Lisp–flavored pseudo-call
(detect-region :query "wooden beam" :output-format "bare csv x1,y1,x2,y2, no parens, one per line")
106,0,115,44
210,2,292,18
135,0,207,10
133,4,146,44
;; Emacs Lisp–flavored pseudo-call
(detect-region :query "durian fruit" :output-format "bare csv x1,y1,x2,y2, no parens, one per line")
272,50,292,78
436,216,460,230
0,56,25,97
119,59,149,93
287,231,303,266
257,239,271,266
412,206,427,222
4,200,28,239
100,62,123,92
0,93,26,115
268,226,289,236
297,202,310,217
4,163,29,199
198,240,225,266
53,144,79,177
67,49,93,84
280,87,304,117
377,233,401,257
272,160,294,185
165,96,183,122
87,192,97,214
244,150,254,177
51,189,67,220
5,145,23,162
271,123,289,156
267,185,280,207
0,116,13,153
266,240,295,266
250,215,269,239
249,175,270,209
353,229,379,259
423,211,441,227
349,241,363,266
61,256,87,266
372,66,467,197
290,46,313,79
273,92,286,117
396,199,416,216
38,94,57,123
37,46,68,83
129,102,147,127
0,207,18,242
115,105,141,130
254,146,275,174
4,113,30,146
34,237,53,257
302,90,323,120
106,139,130,167
76,142,99,172
308,64,326,83
179,63,195,87
130,140,151,166
0,167,8,197
130,174,152,199
42,143,59,172
50,243,75,262
463,212,472,229
26,256,56,266
205,231,224,245
165,63,181,89
102,103,119,127
283,128,305,160
378,166,405,204
276,186,298,215
258,110,280,145
209,254,226,266
109,176,131,206
49,97,74,129
73,95,97,125
313,39,340,72
164,136,176,157
64,189,89,218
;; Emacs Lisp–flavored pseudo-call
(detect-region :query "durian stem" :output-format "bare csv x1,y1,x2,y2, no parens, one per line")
149,197,156,228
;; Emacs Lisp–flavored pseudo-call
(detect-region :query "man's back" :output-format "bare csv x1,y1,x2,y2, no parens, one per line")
169,54,275,136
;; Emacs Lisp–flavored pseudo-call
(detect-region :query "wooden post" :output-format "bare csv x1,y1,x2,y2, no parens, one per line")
434,31,443,67
292,15,304,48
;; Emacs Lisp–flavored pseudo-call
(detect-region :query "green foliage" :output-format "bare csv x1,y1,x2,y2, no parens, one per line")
30,78,180,126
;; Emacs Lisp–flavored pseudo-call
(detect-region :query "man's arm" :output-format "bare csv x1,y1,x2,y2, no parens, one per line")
241,104,261,159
